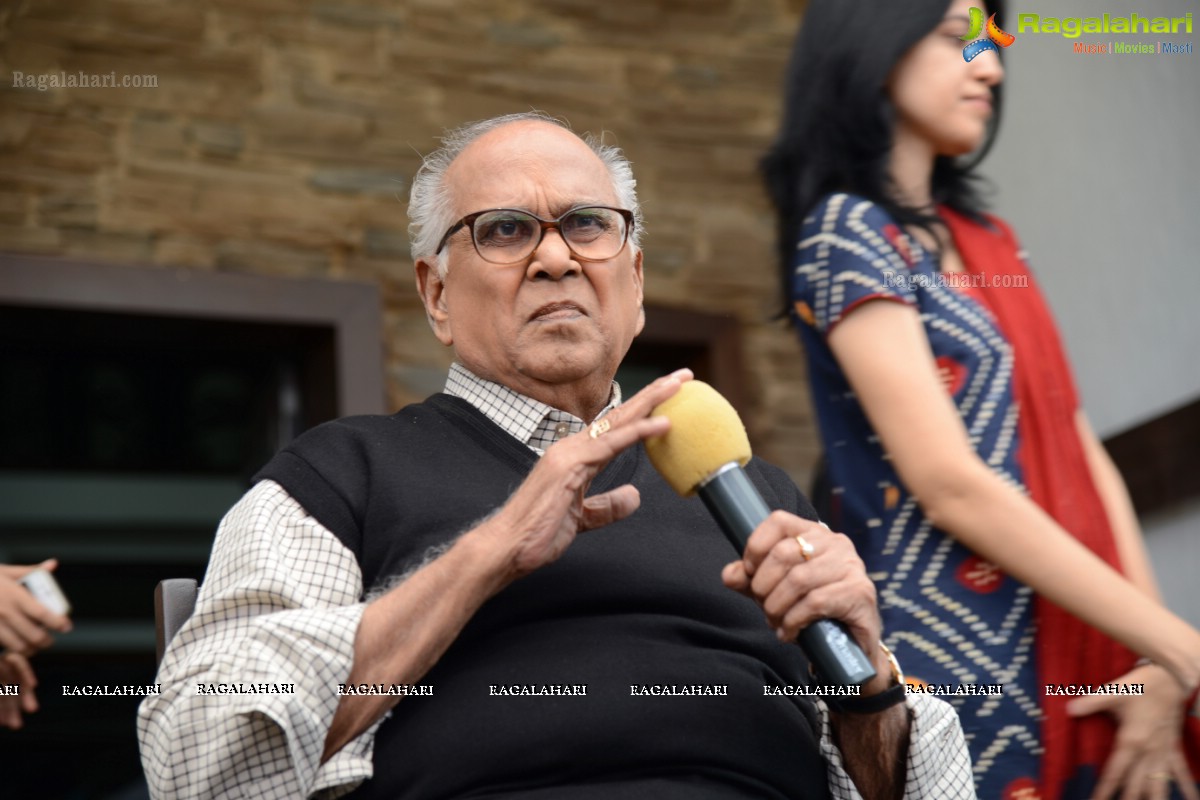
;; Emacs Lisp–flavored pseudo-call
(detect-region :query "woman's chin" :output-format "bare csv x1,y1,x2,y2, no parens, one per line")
938,134,987,159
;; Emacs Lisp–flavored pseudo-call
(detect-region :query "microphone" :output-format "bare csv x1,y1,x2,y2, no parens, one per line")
645,380,876,686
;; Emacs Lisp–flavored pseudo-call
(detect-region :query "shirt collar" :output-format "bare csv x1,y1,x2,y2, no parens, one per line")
443,363,622,454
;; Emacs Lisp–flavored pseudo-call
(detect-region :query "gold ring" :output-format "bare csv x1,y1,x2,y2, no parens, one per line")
1150,772,1172,782
795,535,815,561
588,418,611,439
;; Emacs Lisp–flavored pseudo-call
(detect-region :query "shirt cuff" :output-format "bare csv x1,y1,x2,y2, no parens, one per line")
817,694,975,799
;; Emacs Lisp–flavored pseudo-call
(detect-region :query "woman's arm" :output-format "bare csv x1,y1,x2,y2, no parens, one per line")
826,300,1200,692
1067,413,1199,799
1074,410,1161,600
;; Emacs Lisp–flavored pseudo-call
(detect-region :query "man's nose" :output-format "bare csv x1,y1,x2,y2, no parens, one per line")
526,228,580,280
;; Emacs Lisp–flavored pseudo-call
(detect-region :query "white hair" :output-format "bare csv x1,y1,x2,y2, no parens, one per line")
407,111,643,274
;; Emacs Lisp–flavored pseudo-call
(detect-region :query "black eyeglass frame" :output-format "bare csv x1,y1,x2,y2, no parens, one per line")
433,205,635,265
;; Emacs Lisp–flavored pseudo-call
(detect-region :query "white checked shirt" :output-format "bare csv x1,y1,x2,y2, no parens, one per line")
137,364,976,799
443,362,622,454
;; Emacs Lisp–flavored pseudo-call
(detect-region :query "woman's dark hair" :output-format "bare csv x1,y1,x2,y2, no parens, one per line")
762,0,1005,311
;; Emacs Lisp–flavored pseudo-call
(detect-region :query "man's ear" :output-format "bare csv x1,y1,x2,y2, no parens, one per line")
415,258,453,346
633,247,645,336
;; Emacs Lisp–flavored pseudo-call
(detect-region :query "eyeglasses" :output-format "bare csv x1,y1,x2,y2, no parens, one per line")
434,206,634,265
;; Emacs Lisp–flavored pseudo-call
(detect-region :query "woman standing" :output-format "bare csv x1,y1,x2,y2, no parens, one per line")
762,1,1200,797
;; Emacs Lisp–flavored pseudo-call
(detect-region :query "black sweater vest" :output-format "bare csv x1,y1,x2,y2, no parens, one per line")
256,394,832,799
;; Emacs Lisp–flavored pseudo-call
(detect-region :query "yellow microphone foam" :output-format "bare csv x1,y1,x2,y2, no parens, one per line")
645,380,752,497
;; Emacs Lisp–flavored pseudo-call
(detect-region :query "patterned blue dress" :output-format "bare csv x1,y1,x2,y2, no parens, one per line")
790,193,1041,798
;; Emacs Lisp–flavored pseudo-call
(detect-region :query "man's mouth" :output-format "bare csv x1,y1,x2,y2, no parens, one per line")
530,302,586,321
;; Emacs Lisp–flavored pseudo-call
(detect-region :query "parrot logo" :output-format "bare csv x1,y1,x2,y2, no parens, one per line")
961,6,1015,61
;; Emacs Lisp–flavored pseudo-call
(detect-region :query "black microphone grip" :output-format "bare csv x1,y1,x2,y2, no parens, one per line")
698,463,877,686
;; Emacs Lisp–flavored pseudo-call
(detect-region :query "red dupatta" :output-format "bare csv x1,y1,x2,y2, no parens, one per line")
940,207,1200,798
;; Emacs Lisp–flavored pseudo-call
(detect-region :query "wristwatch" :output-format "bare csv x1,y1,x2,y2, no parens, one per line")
821,641,907,714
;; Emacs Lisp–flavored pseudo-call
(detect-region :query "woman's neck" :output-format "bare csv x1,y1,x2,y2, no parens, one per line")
887,128,964,268
888,128,936,211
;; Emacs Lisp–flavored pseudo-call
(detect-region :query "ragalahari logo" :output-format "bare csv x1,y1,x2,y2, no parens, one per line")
961,7,1015,61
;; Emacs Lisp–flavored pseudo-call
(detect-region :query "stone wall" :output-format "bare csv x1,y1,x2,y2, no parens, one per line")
0,0,820,485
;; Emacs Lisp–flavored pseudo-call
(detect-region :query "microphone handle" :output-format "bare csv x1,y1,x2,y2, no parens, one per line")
698,464,877,686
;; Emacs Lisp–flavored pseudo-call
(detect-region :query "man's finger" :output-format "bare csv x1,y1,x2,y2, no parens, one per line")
9,656,38,714
0,558,58,579
19,679,38,714
721,561,751,595
0,620,28,654
616,369,692,419
579,415,671,460
757,562,842,625
0,653,36,723
741,512,827,576
6,653,36,686
749,538,830,604
774,583,868,641
17,591,71,633
0,705,20,730
579,486,641,531
3,605,54,652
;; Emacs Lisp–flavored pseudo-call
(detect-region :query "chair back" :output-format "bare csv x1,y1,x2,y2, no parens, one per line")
154,578,198,665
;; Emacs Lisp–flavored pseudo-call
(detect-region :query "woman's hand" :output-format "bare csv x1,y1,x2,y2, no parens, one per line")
1067,663,1198,800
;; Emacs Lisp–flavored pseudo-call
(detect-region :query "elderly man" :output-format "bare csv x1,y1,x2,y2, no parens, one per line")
138,112,972,799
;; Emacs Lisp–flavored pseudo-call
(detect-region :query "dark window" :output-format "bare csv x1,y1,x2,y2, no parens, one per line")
0,255,382,798
619,304,746,413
